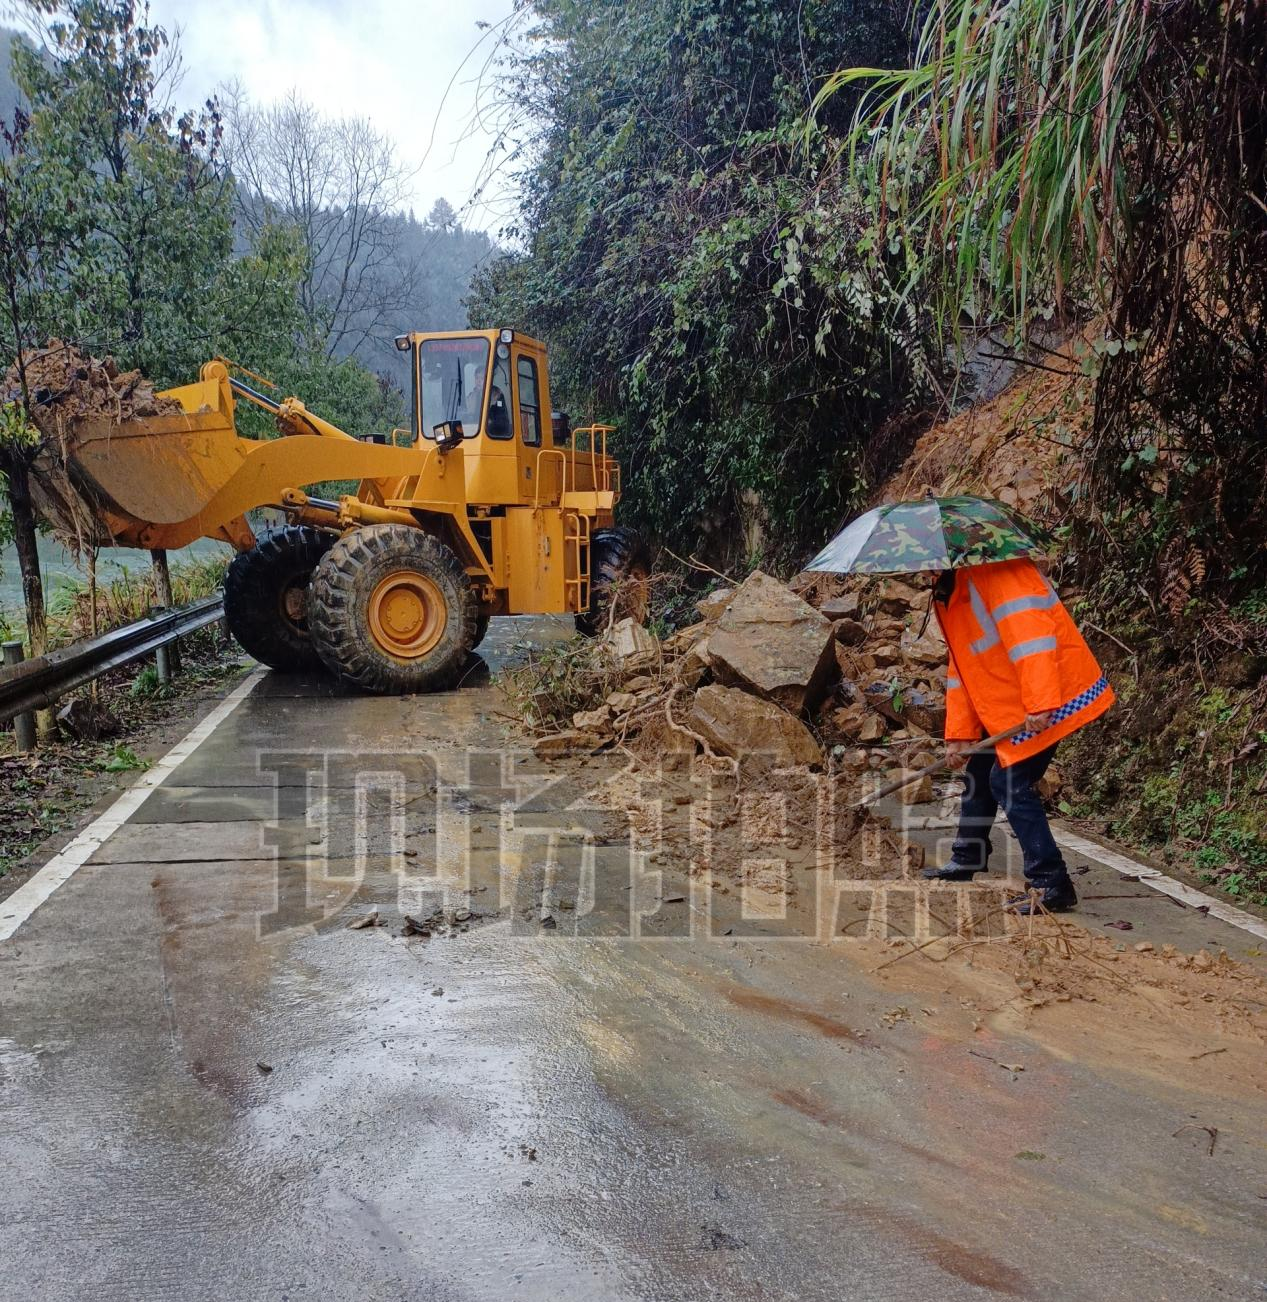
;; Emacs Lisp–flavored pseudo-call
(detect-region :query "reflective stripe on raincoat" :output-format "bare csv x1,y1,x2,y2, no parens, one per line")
935,558,1114,765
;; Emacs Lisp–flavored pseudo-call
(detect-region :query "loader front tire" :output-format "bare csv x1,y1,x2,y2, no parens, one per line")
576,527,651,636
223,525,335,672
308,525,478,694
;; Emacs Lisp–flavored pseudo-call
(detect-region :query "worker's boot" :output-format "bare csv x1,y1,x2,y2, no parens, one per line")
1008,876,1078,915
921,862,989,882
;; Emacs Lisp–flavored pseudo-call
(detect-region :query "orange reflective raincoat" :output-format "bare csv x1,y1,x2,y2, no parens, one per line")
935,558,1114,766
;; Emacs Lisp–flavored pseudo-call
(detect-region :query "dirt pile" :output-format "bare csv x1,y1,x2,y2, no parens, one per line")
3,340,182,549
4,340,181,434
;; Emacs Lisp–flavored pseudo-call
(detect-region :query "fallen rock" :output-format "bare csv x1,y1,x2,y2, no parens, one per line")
874,577,927,614
687,684,822,773
820,593,860,619
696,588,734,621
677,638,711,688
1036,767,1064,799
664,620,708,652
895,772,935,805
533,729,605,758
56,695,105,740
706,570,837,713
902,689,946,737
858,714,886,743
864,681,904,725
900,622,946,667
573,705,612,732
606,691,638,712
832,617,868,646
830,704,867,737
604,617,656,663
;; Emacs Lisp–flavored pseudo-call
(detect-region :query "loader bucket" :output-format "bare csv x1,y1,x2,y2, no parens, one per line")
30,368,256,551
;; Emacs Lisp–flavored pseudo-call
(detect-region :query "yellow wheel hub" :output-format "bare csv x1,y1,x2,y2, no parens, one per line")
368,570,447,660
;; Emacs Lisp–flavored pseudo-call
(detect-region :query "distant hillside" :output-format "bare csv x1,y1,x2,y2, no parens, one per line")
375,203,498,389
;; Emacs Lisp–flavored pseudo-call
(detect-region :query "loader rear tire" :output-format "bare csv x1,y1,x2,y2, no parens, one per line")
308,525,478,694
576,527,651,636
472,612,491,650
223,525,335,672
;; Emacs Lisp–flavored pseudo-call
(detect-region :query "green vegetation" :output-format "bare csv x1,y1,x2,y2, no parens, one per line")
469,0,925,563
0,3,491,656
473,0,1263,897
1064,677,1266,904
0,550,229,650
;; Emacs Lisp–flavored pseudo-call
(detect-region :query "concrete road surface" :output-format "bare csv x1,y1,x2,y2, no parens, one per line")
1,617,1263,1300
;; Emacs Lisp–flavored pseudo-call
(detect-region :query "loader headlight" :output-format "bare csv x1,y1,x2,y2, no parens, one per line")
499,328,514,344
432,420,465,452
394,334,411,352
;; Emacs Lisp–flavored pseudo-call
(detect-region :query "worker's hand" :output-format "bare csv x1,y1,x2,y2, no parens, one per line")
945,740,976,770
1024,710,1055,733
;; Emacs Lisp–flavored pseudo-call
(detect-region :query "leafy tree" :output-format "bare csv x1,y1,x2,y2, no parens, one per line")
0,103,76,660
0,1,314,655
468,0,921,563
820,0,1265,627
224,88,419,362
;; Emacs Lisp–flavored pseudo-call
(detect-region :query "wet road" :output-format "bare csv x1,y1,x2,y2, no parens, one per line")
1,618,1263,1300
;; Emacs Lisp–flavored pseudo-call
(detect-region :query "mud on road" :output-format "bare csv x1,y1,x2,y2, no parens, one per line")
0,615,1263,1301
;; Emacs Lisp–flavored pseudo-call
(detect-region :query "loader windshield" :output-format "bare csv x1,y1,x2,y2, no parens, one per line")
418,338,490,440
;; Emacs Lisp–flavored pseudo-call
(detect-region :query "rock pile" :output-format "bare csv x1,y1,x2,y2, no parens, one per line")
527,566,971,803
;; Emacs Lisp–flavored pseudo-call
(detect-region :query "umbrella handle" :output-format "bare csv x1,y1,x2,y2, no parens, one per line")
851,723,1026,809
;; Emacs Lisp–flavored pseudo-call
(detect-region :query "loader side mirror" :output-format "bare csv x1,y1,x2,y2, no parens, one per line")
432,420,464,452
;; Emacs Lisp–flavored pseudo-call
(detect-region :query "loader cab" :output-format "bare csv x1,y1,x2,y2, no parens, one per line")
396,328,554,506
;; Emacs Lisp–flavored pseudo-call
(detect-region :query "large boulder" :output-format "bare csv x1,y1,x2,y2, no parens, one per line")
705,570,837,713
688,685,822,773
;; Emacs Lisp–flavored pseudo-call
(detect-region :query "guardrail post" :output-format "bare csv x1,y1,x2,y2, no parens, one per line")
150,550,181,674
149,606,172,686
2,641,37,752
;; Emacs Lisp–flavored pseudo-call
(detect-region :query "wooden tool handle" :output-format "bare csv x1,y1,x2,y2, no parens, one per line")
852,723,1024,808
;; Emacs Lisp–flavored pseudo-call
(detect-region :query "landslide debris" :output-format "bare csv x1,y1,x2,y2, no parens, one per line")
505,565,1007,805
5,340,181,432
705,570,837,713
3,340,183,549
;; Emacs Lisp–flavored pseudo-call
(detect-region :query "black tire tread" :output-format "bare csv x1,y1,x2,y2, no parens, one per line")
308,524,478,694
576,526,652,636
223,525,334,671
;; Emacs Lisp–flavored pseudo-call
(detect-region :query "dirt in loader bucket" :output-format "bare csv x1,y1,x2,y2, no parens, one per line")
4,340,184,551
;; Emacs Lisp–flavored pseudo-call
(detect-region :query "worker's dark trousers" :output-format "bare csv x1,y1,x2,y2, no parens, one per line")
950,744,1070,887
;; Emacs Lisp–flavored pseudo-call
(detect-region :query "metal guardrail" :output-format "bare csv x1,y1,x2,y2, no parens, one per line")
0,594,225,726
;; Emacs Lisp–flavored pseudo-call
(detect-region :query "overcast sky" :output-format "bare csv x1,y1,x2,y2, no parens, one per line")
146,0,521,233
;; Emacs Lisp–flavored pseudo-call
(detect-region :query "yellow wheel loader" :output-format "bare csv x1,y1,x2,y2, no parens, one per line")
38,330,650,693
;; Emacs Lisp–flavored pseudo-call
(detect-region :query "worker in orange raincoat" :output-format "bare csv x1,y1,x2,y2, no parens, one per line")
921,557,1114,913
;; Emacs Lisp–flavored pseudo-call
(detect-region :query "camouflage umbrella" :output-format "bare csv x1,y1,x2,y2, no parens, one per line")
804,495,1055,575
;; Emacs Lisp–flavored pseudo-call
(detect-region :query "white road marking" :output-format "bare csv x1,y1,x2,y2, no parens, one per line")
1053,825,1267,939
0,668,265,943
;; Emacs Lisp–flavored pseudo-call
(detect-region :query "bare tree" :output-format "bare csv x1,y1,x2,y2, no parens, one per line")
223,86,418,359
